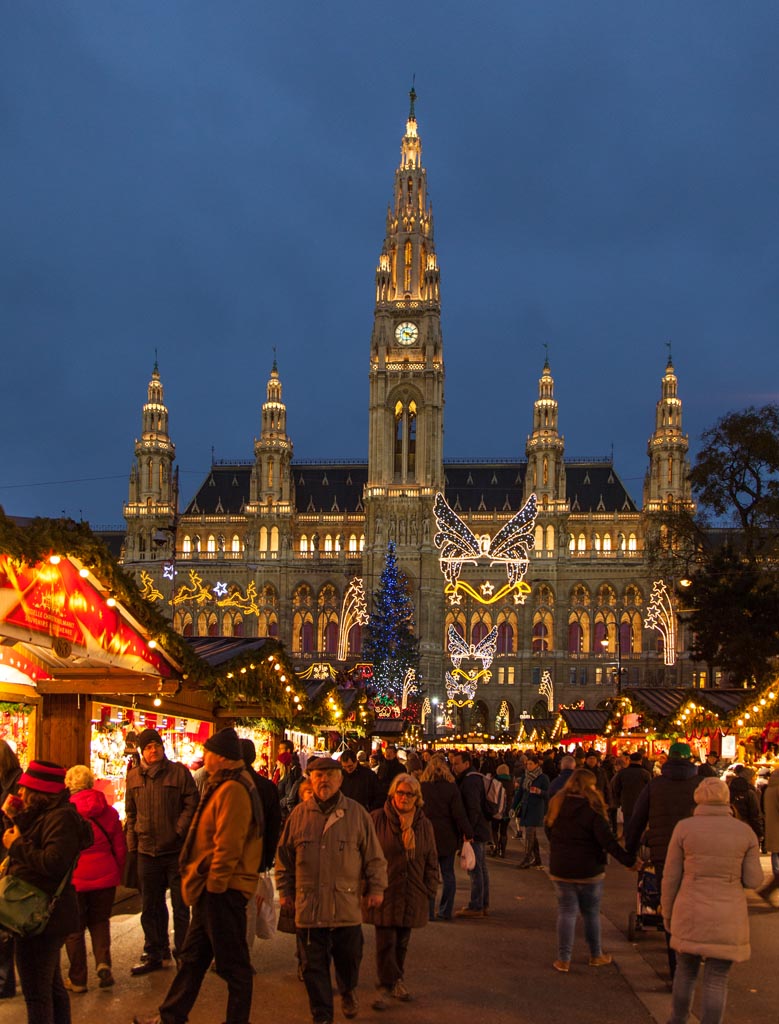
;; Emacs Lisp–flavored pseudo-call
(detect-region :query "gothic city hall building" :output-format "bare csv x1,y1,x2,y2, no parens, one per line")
122,96,699,732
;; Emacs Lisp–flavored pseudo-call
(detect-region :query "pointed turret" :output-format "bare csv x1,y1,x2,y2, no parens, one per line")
525,353,566,507
124,361,177,562
643,350,693,509
251,355,293,506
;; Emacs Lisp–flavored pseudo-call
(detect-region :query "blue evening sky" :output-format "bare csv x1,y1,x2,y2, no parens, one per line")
1,2,778,525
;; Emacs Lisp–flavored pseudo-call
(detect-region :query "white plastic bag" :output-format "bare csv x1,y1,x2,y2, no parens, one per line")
255,873,276,940
460,839,476,871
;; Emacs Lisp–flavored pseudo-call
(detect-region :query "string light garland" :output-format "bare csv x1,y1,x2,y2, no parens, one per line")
644,579,676,666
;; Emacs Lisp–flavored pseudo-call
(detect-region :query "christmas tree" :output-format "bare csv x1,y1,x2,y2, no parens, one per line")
364,541,420,710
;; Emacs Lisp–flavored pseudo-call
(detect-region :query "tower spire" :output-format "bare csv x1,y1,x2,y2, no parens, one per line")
643,352,692,510
408,79,416,120
525,355,565,505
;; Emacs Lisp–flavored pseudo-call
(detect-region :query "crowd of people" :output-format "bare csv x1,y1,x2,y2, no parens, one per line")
0,732,776,1024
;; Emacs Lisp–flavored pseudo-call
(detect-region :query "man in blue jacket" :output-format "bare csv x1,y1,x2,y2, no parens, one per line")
450,750,492,917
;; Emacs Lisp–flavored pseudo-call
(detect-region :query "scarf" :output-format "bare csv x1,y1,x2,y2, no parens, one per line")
386,798,416,858
522,765,542,794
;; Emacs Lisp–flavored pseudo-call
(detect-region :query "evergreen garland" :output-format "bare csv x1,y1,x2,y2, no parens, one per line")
363,542,419,706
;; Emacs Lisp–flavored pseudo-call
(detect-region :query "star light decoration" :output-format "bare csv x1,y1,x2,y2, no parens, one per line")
212,581,228,598
644,580,676,666
539,670,554,712
162,561,177,581
337,577,369,661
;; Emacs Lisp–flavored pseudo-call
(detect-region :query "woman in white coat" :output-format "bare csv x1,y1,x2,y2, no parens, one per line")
661,777,763,1024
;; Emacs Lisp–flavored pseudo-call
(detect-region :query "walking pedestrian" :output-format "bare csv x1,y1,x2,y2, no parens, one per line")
756,767,779,905
1,760,92,1024
366,773,438,1010
662,777,763,1024
275,756,387,1024
0,738,22,1000
125,728,198,975
611,752,651,832
63,764,126,992
132,727,264,1024
240,738,282,959
338,748,383,810
545,768,638,972
518,752,549,868
450,749,492,916
419,754,472,920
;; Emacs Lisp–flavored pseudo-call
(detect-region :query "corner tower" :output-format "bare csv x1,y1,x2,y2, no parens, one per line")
124,361,177,562
643,352,693,509
525,355,566,508
250,355,294,507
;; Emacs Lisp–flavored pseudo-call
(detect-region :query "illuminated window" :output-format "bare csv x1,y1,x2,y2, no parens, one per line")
300,535,308,553
408,401,416,481
207,534,216,553
628,533,637,551
260,527,268,552
182,535,191,554
359,534,365,552
603,534,611,552
507,667,515,684
268,460,274,489
270,526,279,552
545,524,554,551
324,534,333,552
404,240,412,292
231,534,240,553
577,533,586,551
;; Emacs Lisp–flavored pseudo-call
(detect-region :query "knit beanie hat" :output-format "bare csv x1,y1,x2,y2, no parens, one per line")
669,742,692,759
204,727,242,761
136,728,164,751
240,738,256,767
694,778,730,805
19,760,67,794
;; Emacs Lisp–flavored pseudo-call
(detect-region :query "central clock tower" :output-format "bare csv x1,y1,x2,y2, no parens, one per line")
365,89,445,686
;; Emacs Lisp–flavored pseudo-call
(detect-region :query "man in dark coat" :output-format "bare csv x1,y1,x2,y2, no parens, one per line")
548,755,576,798
611,752,651,831
125,729,198,973
624,741,702,977
339,749,383,810
697,751,721,778
376,745,405,797
240,739,282,871
450,749,492,917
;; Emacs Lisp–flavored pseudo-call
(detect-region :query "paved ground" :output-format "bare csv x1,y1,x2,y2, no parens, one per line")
1,836,776,1024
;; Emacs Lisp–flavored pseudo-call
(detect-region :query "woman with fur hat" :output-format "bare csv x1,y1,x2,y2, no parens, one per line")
63,765,127,993
1,759,90,1024
662,777,763,1024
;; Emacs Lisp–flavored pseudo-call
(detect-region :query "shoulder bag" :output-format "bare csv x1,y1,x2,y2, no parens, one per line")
0,855,78,939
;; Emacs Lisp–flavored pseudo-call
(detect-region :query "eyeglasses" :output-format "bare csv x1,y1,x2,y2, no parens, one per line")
395,789,415,798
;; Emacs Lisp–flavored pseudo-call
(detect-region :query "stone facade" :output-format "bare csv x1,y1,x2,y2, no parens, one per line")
122,96,703,733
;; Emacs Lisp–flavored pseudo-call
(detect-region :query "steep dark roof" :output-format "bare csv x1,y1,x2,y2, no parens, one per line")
293,463,367,515
181,458,638,518
560,708,611,735
183,466,252,516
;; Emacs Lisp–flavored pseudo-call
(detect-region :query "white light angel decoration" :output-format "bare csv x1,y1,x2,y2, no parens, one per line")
434,491,538,708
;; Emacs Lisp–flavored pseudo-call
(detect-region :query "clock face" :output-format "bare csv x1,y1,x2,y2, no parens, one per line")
395,321,419,346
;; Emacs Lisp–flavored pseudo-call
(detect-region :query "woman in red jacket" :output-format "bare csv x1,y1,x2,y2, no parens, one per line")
63,765,127,992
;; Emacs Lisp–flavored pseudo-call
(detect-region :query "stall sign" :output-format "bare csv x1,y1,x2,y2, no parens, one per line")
0,555,173,676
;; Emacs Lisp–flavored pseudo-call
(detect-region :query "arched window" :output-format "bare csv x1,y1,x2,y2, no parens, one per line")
231,534,240,553
497,621,514,654
260,527,268,552
349,534,358,552
271,526,279,552
603,534,612,552
300,535,308,553
394,401,404,480
577,533,586,551
628,533,637,551
182,535,191,554
532,619,549,652
568,619,583,654
534,524,544,550
359,534,365,552
348,622,362,655
207,534,216,553
301,621,314,653
324,534,333,552
545,524,555,551
324,620,339,654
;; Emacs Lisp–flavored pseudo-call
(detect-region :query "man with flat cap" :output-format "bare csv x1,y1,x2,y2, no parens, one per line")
133,726,264,1024
125,727,198,975
275,756,388,1024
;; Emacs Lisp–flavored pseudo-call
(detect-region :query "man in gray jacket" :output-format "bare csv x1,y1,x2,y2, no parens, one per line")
125,728,198,974
275,756,387,1024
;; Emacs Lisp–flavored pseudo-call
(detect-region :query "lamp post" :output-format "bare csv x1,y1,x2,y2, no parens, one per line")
431,696,439,743
601,628,623,697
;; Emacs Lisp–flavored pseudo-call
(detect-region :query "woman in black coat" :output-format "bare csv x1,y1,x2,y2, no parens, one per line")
420,755,472,920
0,738,22,1000
545,769,637,973
2,760,87,1024
365,773,439,1009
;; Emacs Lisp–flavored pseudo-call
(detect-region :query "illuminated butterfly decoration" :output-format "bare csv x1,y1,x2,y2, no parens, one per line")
445,670,477,707
433,492,537,604
447,624,498,672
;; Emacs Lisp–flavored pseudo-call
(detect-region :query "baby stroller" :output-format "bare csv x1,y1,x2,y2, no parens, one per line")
627,853,664,941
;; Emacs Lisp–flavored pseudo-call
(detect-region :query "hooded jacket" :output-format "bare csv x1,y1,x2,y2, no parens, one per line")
624,757,701,865
547,794,634,880
70,787,127,891
662,803,763,961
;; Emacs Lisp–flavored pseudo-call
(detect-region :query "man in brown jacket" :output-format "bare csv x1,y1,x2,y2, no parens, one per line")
133,727,263,1024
